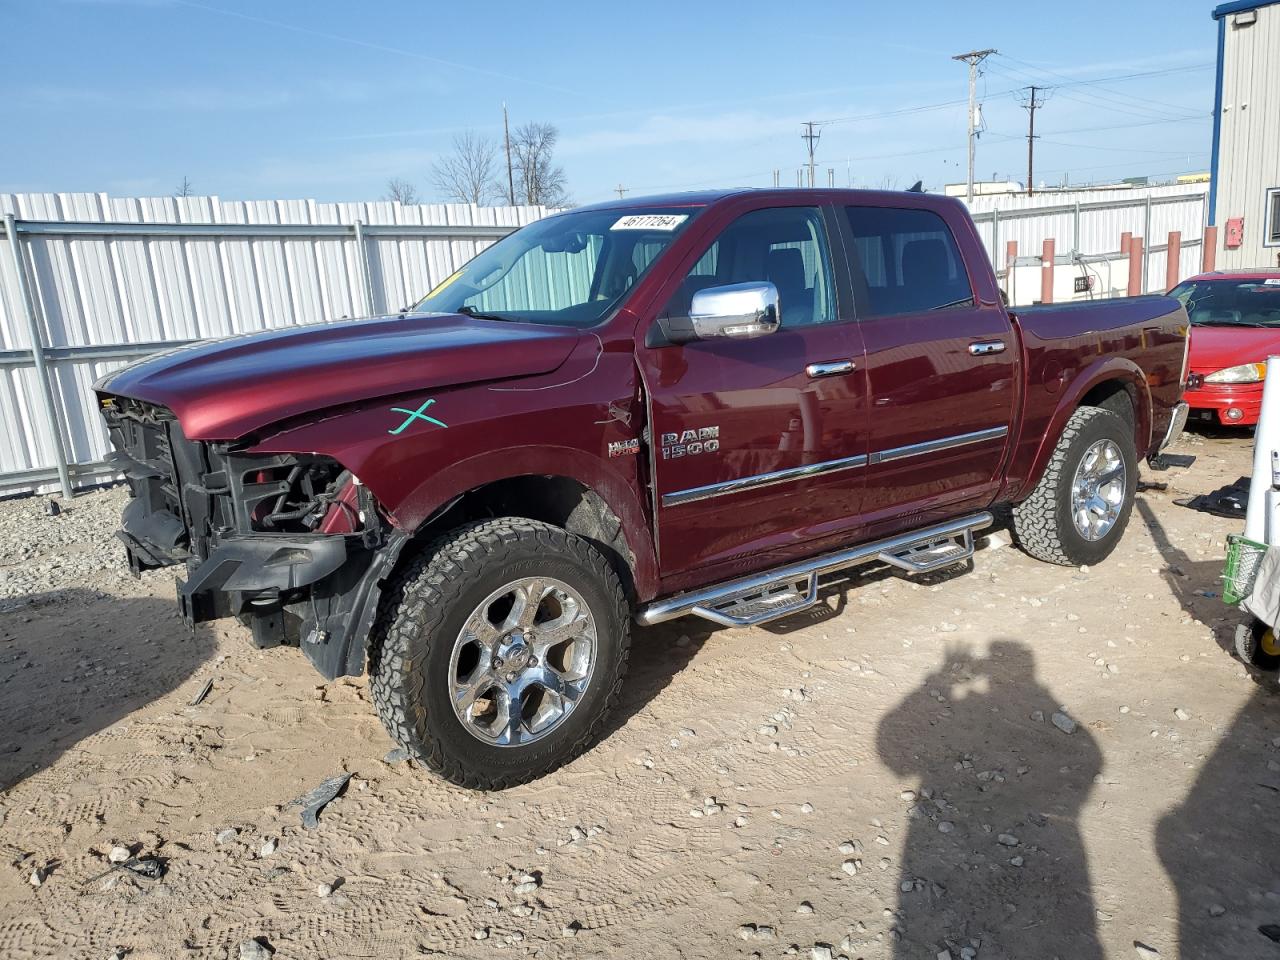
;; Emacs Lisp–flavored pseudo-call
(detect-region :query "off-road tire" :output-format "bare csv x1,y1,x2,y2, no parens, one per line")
369,518,630,789
1012,406,1138,566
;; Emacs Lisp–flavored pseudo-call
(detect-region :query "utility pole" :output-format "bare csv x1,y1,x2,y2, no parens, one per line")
614,184,628,199
951,48,996,203
502,102,515,205
1018,85,1048,196
801,121,821,188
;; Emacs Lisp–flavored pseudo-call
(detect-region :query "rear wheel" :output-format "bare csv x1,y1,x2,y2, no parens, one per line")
369,518,630,789
1012,406,1138,566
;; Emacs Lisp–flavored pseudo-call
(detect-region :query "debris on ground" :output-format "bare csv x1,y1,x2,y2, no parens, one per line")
1175,477,1249,518
289,773,352,829
238,937,274,959
189,677,214,706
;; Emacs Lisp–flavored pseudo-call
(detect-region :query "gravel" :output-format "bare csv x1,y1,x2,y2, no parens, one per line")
0,486,161,610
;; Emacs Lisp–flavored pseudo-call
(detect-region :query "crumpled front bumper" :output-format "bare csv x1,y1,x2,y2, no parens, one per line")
173,534,350,628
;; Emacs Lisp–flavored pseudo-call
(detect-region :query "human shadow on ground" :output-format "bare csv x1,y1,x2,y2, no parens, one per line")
0,587,215,792
876,639,1104,960
1156,684,1280,958
1135,495,1242,660
1139,493,1280,955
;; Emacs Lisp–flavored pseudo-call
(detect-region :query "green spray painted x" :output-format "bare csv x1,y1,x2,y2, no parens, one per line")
388,398,448,435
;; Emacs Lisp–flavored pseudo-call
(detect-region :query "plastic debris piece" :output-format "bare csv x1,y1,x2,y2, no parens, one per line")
189,677,214,706
289,773,352,829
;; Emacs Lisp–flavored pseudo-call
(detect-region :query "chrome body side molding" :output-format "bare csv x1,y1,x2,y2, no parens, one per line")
662,453,868,507
661,426,1009,507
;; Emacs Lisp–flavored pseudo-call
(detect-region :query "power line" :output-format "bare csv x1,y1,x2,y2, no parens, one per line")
1039,114,1209,137
995,54,1212,118
987,62,1201,125
811,62,1210,129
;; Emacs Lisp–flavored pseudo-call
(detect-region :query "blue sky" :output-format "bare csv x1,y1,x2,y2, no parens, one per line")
1,0,1219,205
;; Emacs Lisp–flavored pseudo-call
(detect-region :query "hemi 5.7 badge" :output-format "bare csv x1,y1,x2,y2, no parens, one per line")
608,438,641,458
661,427,720,459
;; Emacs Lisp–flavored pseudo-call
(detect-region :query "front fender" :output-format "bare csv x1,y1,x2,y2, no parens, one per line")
244,341,659,599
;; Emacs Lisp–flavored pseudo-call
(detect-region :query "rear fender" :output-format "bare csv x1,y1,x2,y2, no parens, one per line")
1007,357,1152,503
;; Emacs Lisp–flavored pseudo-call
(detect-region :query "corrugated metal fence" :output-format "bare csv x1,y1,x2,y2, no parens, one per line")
0,192,555,496
965,183,1210,297
0,186,1209,498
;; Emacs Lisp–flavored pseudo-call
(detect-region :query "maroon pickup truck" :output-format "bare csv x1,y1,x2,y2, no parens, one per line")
96,189,1189,788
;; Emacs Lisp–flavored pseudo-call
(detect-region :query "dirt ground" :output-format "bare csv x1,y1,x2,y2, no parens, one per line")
0,427,1277,960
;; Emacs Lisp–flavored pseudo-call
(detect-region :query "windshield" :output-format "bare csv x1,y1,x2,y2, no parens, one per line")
1170,277,1280,328
413,206,700,327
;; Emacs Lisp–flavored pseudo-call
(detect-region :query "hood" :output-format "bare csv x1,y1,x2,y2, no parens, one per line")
97,313,580,439
1188,324,1280,373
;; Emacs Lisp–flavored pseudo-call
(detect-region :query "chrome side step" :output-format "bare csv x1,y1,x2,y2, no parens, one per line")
637,512,992,628
877,528,975,575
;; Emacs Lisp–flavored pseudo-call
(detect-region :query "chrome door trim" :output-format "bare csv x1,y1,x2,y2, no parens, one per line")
662,453,869,507
805,359,856,378
661,425,1009,507
871,425,1008,465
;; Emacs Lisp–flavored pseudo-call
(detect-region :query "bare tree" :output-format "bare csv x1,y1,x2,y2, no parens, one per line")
430,131,501,206
511,122,570,207
384,177,420,205
175,176,194,197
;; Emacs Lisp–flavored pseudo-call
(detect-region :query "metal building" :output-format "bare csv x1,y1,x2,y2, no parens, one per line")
1210,0,1280,268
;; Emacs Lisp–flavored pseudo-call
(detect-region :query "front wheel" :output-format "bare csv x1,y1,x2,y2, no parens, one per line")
1012,406,1138,566
370,518,630,789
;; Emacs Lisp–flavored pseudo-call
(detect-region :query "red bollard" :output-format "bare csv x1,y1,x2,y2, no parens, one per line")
1120,231,1132,255
1041,239,1055,304
1166,231,1181,291
1202,226,1218,273
1128,237,1145,297
1004,240,1018,301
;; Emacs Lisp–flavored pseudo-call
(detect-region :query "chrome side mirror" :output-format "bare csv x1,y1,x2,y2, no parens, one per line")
689,282,780,340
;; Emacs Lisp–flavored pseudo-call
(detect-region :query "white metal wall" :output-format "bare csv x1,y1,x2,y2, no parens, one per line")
0,193,554,494
961,184,1208,305
1214,1,1280,269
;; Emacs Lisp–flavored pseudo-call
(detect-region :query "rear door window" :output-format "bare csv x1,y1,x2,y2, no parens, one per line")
845,206,974,318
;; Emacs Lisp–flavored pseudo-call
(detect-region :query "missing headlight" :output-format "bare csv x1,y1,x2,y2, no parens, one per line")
226,454,356,534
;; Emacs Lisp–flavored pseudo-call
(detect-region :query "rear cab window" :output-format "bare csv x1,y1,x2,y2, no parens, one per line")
844,206,974,318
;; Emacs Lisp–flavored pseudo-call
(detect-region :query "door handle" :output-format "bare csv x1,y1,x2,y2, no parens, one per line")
968,340,1006,356
805,359,856,378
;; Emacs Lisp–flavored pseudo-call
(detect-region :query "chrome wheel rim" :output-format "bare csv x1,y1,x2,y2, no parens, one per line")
448,576,596,748
1071,439,1126,541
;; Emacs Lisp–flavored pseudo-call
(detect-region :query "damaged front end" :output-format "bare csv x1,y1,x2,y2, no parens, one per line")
100,395,401,679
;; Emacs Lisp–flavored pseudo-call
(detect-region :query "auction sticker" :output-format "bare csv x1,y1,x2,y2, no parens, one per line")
611,214,688,231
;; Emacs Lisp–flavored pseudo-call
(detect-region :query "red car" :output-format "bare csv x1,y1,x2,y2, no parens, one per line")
1171,270,1280,427
95,189,1188,787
